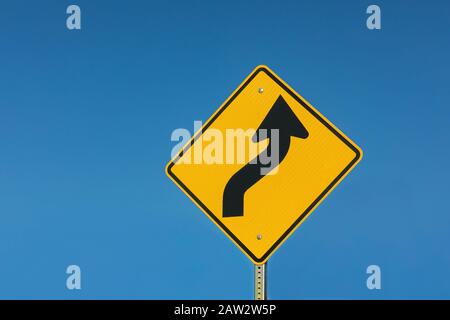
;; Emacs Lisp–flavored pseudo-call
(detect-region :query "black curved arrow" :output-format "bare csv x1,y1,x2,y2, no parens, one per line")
222,95,309,217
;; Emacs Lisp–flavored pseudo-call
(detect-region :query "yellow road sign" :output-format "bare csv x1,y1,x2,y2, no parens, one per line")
166,65,362,264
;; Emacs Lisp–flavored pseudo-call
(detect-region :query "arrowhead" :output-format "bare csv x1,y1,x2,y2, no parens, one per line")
253,95,309,142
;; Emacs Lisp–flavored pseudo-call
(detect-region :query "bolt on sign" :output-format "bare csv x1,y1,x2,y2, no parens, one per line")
166,65,362,265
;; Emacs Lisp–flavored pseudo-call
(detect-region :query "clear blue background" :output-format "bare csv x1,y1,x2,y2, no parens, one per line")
1,0,449,299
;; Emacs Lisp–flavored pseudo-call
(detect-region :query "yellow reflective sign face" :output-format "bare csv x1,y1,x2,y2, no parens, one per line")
166,65,362,264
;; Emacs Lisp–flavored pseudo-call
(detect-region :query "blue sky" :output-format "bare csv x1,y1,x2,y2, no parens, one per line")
0,0,449,299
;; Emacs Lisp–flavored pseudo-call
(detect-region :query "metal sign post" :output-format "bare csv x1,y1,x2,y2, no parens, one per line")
254,263,267,300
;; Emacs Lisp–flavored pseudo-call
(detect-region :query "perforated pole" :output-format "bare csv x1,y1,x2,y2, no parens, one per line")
254,263,267,300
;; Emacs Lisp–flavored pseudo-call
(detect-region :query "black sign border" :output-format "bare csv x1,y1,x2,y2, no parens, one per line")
167,66,361,264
